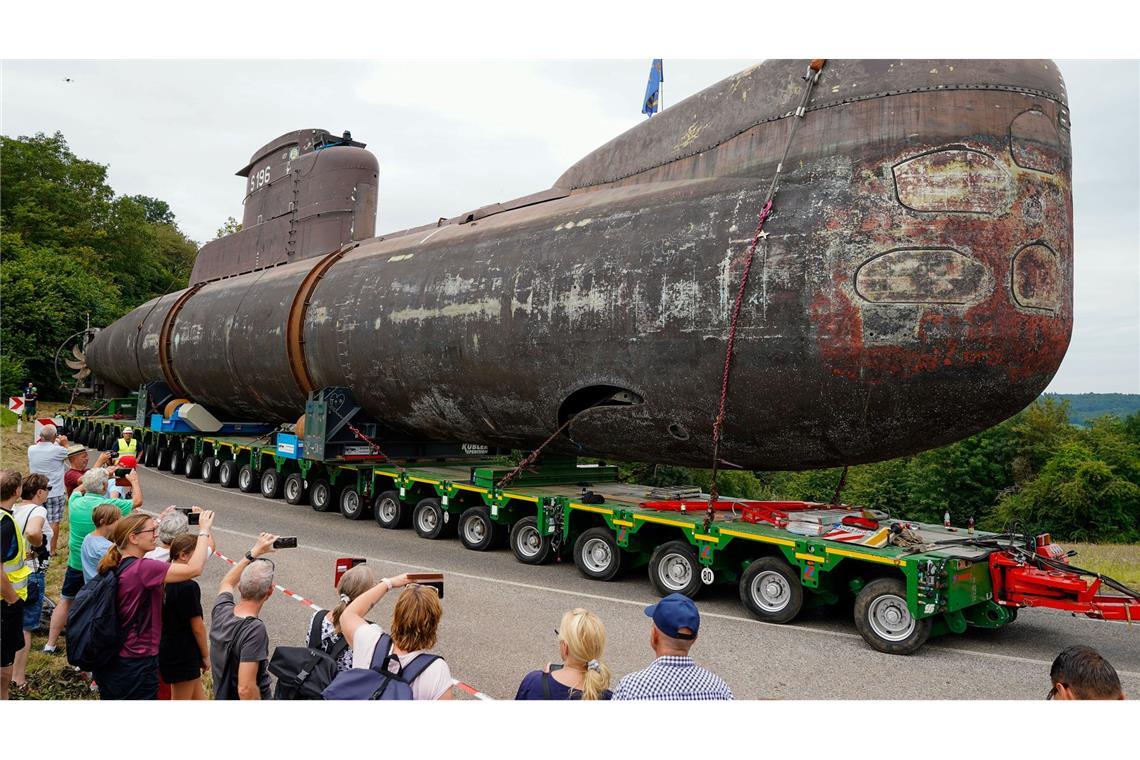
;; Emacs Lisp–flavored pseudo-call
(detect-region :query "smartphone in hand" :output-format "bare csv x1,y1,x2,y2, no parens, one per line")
406,572,444,598
273,536,298,549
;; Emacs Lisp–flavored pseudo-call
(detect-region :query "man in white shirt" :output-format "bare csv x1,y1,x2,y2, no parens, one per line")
26,425,69,556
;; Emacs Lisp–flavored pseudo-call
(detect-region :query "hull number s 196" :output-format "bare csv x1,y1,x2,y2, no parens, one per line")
249,165,271,193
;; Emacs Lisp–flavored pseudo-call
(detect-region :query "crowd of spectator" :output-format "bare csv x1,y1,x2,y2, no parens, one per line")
0,430,1130,702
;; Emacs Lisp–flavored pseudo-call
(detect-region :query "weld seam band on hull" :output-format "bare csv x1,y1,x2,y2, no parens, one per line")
158,283,204,398
286,243,355,396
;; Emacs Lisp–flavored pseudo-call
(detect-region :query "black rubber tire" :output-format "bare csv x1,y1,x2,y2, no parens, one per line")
184,454,202,479
218,459,238,488
142,444,157,467
309,478,338,513
339,487,368,520
238,464,258,493
739,556,804,624
284,473,307,505
573,527,623,581
458,507,498,551
373,490,407,529
509,516,552,565
170,448,185,476
156,446,172,471
200,456,219,483
853,577,932,655
648,541,703,599
260,469,283,499
413,498,453,539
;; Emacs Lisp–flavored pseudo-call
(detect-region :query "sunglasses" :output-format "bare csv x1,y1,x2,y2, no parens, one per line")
133,527,157,536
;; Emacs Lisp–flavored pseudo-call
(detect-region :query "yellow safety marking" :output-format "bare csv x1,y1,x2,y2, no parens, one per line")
862,527,890,548
719,529,796,547
409,476,439,485
374,470,401,478
695,534,719,542
612,519,634,527
796,553,824,563
570,504,613,515
502,492,538,503
825,546,907,567
633,515,693,530
453,484,485,493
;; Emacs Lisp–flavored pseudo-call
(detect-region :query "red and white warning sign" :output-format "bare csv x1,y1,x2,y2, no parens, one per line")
33,417,65,440
7,396,24,414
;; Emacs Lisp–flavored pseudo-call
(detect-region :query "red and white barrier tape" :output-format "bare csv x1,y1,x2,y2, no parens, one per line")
210,550,492,700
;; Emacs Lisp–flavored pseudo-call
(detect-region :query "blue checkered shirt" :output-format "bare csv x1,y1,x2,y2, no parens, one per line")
612,656,734,700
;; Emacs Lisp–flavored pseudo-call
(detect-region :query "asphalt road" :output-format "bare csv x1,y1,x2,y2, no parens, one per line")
131,460,1140,700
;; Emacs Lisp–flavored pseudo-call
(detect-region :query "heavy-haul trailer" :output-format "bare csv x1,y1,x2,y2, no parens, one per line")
60,396,1140,656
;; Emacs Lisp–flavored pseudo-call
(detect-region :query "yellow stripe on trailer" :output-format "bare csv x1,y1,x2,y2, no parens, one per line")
503,492,538,503
374,470,402,479
633,514,692,530
825,546,907,567
409,476,439,485
612,519,634,527
695,534,718,542
572,504,614,515
453,484,485,493
719,529,796,548
796,553,823,563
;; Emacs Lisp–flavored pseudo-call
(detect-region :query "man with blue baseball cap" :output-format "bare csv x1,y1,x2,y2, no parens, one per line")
612,593,733,700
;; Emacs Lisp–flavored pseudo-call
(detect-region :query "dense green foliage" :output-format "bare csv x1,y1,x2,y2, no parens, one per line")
619,399,1140,543
1,132,198,398
1044,392,1140,426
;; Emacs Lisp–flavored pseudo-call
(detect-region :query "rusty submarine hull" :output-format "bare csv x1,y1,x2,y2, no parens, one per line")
86,59,1074,470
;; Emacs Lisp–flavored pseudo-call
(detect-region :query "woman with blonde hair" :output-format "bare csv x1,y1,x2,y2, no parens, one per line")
92,508,215,700
515,608,612,700
307,563,377,672
337,573,453,699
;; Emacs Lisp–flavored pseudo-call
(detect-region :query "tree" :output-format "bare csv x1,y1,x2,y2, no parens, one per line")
0,132,199,398
215,216,242,239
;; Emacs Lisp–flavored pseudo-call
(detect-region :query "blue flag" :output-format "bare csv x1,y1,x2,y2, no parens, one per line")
642,59,663,116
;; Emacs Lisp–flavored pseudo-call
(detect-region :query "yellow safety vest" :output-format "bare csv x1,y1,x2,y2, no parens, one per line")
1,509,30,602
117,437,138,456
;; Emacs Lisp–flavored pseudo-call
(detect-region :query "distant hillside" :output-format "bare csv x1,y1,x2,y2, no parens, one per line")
1042,393,1140,426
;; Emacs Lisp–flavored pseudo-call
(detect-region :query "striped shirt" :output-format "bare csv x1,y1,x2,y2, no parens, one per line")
612,656,734,700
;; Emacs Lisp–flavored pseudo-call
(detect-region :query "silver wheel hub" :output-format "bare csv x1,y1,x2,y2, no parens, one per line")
419,507,438,532
868,594,916,642
464,516,486,542
379,499,398,521
752,570,790,612
660,553,692,590
517,526,541,556
582,538,612,572
345,493,358,512
286,480,299,498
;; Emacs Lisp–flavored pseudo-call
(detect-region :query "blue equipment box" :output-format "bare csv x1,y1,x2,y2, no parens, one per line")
276,433,304,459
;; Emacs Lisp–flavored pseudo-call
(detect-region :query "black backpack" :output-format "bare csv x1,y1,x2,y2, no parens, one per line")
66,556,140,672
268,610,349,700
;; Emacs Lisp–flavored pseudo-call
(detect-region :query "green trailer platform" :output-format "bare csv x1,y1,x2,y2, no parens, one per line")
61,410,1016,655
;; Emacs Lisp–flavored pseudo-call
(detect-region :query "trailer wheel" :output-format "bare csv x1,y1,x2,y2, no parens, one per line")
853,577,931,655
284,473,307,505
218,459,238,488
170,448,185,476
573,527,623,581
739,557,803,623
339,487,369,520
649,541,703,599
458,507,497,551
184,454,202,479
238,464,258,493
509,516,552,565
156,446,172,471
260,469,283,499
309,478,338,512
373,490,407,529
413,498,453,540
142,444,157,467
200,456,219,483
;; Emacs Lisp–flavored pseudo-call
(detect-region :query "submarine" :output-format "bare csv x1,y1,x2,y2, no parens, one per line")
86,59,1074,470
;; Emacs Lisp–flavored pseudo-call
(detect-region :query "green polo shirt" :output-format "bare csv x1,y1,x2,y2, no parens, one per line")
67,492,134,571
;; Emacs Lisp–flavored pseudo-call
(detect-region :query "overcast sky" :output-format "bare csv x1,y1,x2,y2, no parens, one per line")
2,59,1137,393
